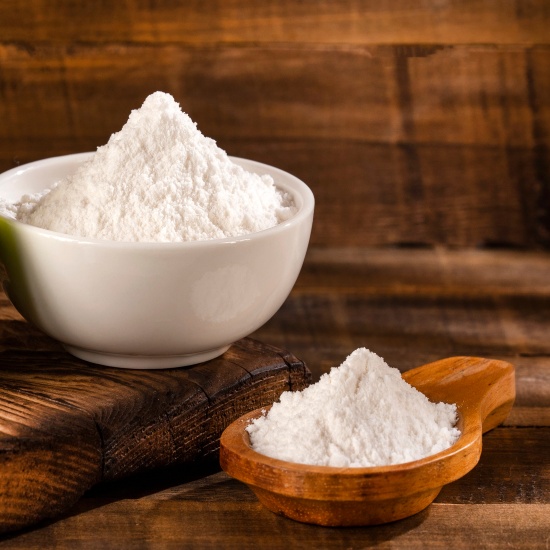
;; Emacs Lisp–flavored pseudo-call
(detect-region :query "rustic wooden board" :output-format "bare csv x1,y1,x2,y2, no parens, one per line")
0,337,310,534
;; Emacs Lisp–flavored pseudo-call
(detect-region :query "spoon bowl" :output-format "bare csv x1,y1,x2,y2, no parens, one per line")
220,356,515,526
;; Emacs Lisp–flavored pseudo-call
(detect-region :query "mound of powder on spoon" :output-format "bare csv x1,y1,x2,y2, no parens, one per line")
9,92,296,242
246,348,461,468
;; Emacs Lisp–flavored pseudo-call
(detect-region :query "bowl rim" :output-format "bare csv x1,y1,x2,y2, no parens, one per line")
0,152,315,248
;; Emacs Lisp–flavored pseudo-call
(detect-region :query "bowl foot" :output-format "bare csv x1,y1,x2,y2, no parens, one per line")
63,344,231,369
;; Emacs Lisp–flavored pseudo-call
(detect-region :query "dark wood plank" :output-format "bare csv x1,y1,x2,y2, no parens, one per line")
505,407,550,426
0,397,102,534
438,427,550,504
0,338,310,534
0,474,547,549
1,45,547,148
229,141,545,248
255,286,550,377
293,248,550,298
253,248,550,378
0,0,548,45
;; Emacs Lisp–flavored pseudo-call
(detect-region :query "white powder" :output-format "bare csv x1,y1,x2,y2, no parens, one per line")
246,348,461,467
5,92,296,242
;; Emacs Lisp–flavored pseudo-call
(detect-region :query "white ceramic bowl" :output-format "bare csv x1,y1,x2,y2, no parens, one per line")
0,153,314,369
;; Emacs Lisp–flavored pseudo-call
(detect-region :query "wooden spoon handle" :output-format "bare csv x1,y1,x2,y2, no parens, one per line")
403,356,516,433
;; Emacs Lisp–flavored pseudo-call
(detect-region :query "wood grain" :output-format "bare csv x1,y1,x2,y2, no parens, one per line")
254,248,550,379
0,338,310,534
206,140,546,248
0,494,547,549
2,45,546,148
0,0,549,45
438,427,550,504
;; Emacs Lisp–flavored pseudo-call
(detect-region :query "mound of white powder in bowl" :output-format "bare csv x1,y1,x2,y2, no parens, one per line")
6,91,296,242
246,348,461,467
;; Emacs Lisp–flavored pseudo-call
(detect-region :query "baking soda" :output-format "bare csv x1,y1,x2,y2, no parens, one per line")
246,348,461,467
4,92,296,242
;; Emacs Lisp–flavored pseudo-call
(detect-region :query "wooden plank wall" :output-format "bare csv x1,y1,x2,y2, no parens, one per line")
0,1,548,249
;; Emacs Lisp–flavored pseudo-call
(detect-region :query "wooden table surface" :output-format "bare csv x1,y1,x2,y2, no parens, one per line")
0,247,548,549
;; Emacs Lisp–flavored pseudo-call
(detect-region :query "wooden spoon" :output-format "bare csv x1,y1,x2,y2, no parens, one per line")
219,356,515,526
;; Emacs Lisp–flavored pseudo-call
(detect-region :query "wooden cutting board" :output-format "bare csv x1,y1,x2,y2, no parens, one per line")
0,337,310,534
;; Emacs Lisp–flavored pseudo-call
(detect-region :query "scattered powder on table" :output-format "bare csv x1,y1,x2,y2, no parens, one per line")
4,91,296,242
246,348,461,467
